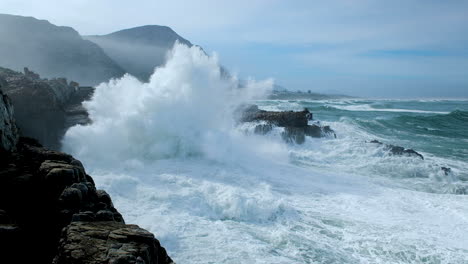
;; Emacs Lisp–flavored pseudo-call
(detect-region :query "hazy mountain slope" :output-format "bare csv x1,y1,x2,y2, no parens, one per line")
0,14,124,86
86,25,193,81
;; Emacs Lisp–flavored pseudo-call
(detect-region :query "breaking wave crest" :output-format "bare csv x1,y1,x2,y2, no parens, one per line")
63,43,273,166
62,44,468,263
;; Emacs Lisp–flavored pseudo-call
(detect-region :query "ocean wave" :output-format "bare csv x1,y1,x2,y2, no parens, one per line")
61,44,468,263
331,104,450,114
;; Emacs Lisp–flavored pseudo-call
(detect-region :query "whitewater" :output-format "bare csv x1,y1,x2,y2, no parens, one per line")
63,44,468,263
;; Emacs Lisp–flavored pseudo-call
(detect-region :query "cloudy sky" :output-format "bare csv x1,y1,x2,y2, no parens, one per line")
2,0,468,97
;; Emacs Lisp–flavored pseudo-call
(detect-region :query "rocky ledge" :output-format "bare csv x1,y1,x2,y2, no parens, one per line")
54,222,173,264
1,91,172,263
238,105,335,144
0,67,93,150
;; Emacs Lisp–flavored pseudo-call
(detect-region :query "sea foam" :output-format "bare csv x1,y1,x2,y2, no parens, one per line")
63,43,468,264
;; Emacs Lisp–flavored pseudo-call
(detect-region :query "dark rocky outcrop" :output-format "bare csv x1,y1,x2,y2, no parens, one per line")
0,14,125,86
238,105,335,144
0,91,172,264
369,140,424,160
240,105,313,127
0,88,18,152
0,67,92,149
86,25,192,81
441,166,452,176
0,137,173,264
53,222,173,264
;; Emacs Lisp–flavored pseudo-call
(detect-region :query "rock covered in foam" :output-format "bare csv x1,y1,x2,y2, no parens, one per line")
369,140,424,160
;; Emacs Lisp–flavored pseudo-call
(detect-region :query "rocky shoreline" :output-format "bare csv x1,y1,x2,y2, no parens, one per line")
2,64,450,263
0,88,173,263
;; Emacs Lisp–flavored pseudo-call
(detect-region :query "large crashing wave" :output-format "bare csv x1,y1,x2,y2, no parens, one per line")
63,43,273,165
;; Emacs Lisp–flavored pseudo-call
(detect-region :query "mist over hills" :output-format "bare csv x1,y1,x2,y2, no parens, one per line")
0,14,196,85
0,13,348,99
0,14,125,86
85,25,193,81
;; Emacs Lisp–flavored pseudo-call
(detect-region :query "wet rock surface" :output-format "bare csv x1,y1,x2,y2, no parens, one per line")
239,104,335,144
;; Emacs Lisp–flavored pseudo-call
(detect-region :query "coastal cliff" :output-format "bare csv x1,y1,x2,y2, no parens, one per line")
0,67,91,149
0,81,172,264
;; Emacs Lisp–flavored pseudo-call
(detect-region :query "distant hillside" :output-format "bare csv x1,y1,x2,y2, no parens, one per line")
86,25,193,81
268,90,354,100
0,14,125,86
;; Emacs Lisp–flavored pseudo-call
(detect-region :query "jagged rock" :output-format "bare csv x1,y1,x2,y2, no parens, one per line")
71,211,96,222
240,105,312,127
441,167,452,176
254,124,273,135
369,140,424,160
0,88,18,152
96,190,114,209
23,67,40,80
0,137,170,264
95,210,115,221
0,67,92,149
238,105,334,144
53,222,174,264
60,187,83,209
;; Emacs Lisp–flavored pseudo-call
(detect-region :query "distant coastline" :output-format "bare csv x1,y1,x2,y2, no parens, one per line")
267,90,355,100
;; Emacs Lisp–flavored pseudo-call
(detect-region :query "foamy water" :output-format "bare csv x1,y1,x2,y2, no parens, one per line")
63,44,468,263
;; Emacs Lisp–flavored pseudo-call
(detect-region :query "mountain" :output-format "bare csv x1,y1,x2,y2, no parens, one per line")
0,14,124,86
86,25,193,81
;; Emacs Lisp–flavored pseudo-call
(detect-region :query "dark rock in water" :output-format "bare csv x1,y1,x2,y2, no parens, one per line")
0,67,93,149
282,126,307,144
239,105,334,144
369,140,424,160
240,105,313,127
254,124,273,135
53,221,174,264
441,167,452,176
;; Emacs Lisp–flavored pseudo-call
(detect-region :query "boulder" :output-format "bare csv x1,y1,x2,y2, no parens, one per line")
441,167,452,176
0,137,170,264
53,221,174,264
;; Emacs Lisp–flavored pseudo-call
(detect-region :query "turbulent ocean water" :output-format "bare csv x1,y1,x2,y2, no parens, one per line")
63,44,468,264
